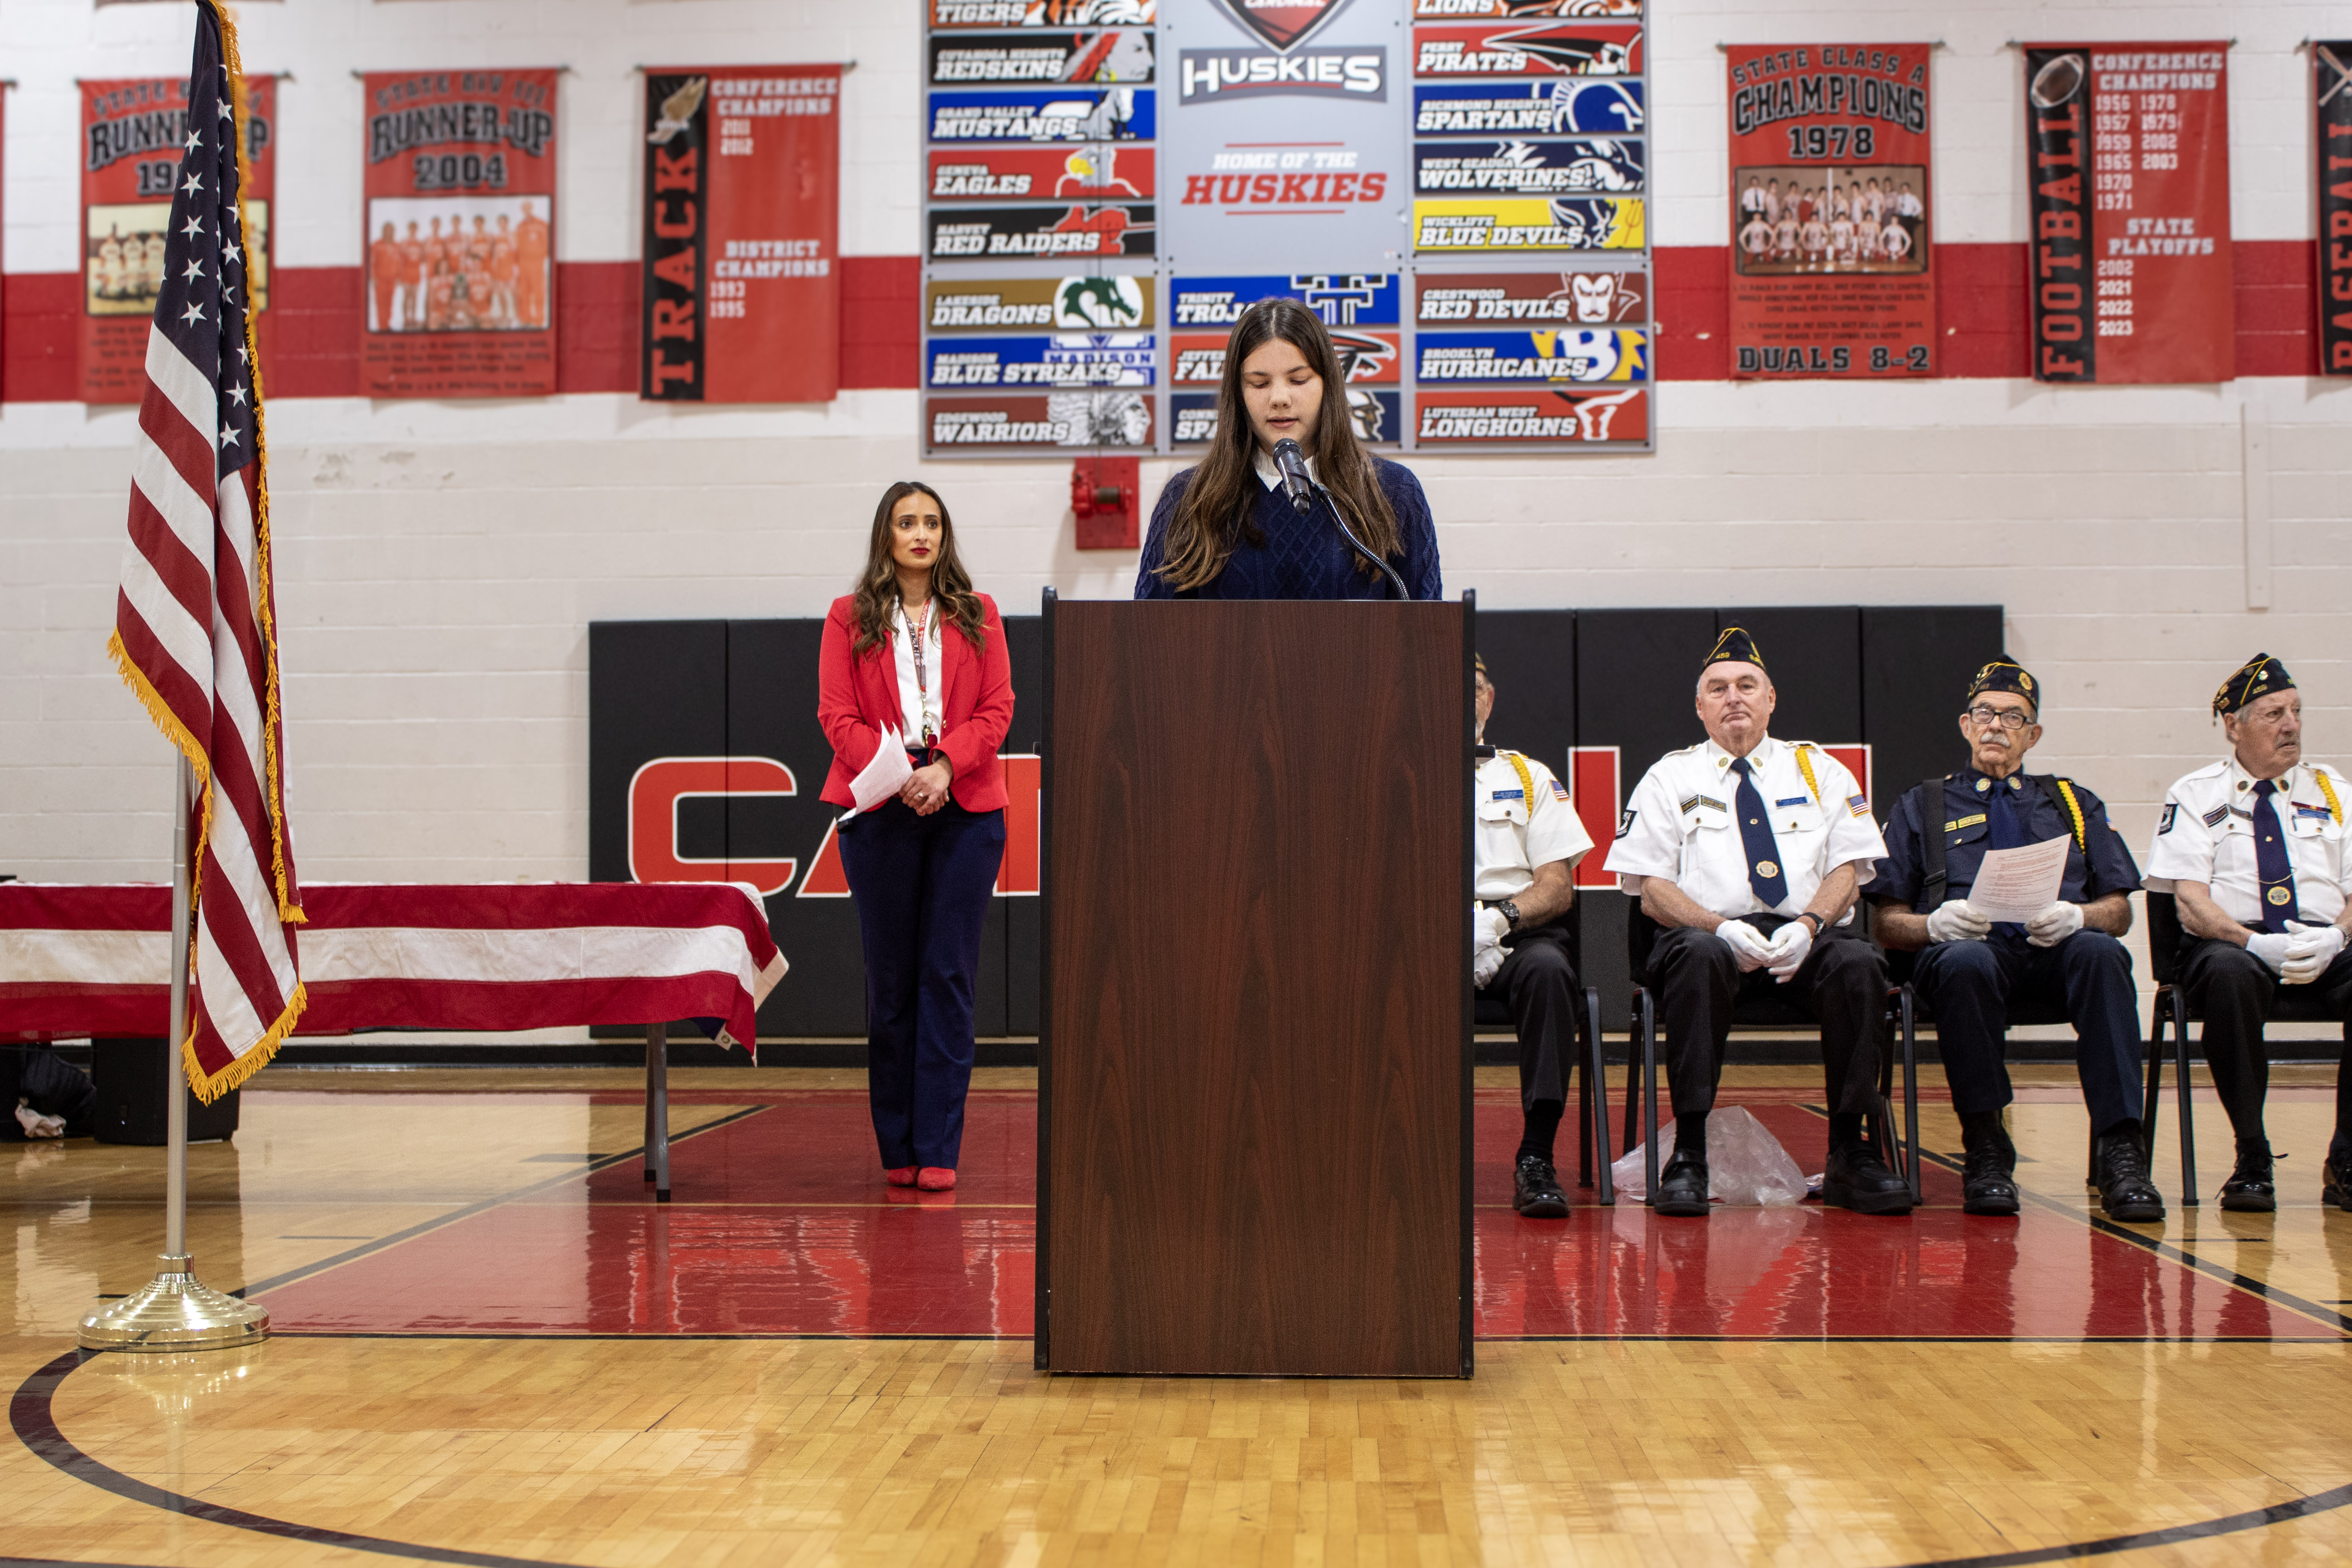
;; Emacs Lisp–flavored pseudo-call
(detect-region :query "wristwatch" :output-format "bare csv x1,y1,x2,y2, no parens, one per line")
1496,899,1523,932
1797,911,1824,936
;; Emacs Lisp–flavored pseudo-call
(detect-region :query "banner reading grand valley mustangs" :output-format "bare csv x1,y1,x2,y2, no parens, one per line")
361,70,558,398
2025,45,2231,383
641,67,840,403
1725,44,1930,379
2317,42,2352,375
81,74,274,403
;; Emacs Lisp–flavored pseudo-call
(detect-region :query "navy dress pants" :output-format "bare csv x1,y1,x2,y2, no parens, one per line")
1912,930,2142,1133
837,799,1006,1170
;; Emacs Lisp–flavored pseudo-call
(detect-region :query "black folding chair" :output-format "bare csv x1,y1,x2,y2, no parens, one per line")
1476,896,1614,1203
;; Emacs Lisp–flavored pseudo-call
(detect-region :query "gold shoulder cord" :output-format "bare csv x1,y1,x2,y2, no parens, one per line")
1502,751,1538,816
2314,768,2344,826
1793,744,1823,806
2053,778,2087,852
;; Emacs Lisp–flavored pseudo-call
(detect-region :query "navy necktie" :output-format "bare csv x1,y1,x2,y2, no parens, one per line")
1729,757,1789,909
2252,780,2298,933
1985,775,2025,938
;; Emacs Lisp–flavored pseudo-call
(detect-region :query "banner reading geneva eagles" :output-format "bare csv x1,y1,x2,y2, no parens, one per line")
641,67,840,403
1724,44,1931,379
81,74,274,403
2024,44,2231,384
2313,42,2352,375
361,70,558,398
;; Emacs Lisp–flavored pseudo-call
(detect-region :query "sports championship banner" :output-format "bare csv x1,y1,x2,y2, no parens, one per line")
80,73,274,403
360,69,559,398
1416,267,1647,324
2313,42,2351,375
1725,44,1932,380
2024,44,2232,384
640,67,841,404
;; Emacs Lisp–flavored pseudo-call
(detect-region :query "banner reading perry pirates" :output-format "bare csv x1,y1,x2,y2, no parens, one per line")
2314,41,2352,376
1724,44,1931,379
361,70,559,398
640,66,840,403
80,73,274,403
2024,45,2231,384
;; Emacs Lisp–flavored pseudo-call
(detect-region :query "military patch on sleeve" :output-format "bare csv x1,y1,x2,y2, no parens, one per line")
2202,804,2230,828
1617,808,1637,839
1846,793,1869,818
1549,779,1570,801
2158,802,2178,835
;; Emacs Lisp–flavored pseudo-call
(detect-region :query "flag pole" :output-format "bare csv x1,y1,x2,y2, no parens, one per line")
77,754,269,1352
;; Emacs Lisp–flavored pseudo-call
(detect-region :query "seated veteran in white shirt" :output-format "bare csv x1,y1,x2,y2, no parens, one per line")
1470,654,1596,1220
1602,627,1910,1219
2146,654,2352,1213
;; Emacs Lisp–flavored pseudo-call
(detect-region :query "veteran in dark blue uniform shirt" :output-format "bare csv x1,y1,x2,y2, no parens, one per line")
1872,659,2162,1223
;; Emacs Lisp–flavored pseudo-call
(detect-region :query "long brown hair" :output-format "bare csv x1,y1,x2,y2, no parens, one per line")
1152,297,1402,592
851,481,986,655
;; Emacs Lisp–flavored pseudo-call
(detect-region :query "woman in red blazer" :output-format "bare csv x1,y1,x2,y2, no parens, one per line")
818,481,1013,1191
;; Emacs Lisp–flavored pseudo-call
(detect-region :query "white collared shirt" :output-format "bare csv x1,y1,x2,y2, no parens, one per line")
892,600,944,747
2145,756,2351,925
1602,734,1883,920
1475,749,1593,902
1253,447,1318,492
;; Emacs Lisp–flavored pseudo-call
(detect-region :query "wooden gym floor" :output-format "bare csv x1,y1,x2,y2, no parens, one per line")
4,1062,2348,1566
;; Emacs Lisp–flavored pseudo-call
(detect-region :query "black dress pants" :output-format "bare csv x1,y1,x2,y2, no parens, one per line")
1477,927,1580,1112
1647,916,1888,1122
2,1047,97,1138
2178,937,2352,1147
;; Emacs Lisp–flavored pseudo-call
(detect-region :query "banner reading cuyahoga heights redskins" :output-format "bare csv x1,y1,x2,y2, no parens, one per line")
2317,42,2352,376
2024,45,2231,384
361,70,558,397
1724,45,1930,379
81,74,274,403
641,67,840,403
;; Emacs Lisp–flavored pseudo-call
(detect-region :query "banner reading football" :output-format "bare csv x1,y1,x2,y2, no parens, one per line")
641,67,841,404
2321,42,2352,375
360,69,558,398
1725,44,1932,379
2023,45,2231,383
81,74,274,403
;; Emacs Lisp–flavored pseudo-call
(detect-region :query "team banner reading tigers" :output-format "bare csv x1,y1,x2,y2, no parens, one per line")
1725,44,1931,379
2317,42,2352,376
80,73,274,403
360,69,559,398
641,66,841,403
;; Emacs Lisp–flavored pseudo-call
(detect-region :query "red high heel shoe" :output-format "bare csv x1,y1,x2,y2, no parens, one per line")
916,1167,957,1191
884,1166,917,1187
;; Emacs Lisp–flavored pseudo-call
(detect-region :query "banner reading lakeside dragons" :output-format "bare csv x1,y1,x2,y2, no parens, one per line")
360,69,559,398
1724,44,1931,379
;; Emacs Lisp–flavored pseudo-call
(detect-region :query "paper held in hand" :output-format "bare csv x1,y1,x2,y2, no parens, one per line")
1967,835,2073,923
843,727,913,820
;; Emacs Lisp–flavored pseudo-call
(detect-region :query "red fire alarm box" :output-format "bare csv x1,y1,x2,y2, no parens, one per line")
1071,456,1139,550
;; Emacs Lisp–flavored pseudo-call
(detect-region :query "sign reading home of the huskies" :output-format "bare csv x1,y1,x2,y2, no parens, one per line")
929,203,1156,258
2321,41,2352,374
1415,268,1647,323
929,145,1156,200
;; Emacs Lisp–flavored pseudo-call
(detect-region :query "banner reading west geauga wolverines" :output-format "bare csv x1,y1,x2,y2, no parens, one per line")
640,67,840,404
80,74,274,403
1724,44,1931,379
360,70,559,398
2313,42,2352,376
2024,44,2232,384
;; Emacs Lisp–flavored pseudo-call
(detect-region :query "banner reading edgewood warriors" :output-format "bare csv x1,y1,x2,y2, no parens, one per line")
1724,44,1931,379
360,69,559,398
2317,42,2352,376
80,73,274,403
641,66,841,403
2024,44,2232,384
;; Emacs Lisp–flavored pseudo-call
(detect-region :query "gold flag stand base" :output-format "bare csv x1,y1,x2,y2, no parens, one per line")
78,1254,270,1353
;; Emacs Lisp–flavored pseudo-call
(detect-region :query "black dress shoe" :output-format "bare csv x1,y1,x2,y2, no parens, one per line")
1513,1153,1569,1218
2324,1153,2352,1212
1655,1152,1710,1217
1960,1123,2020,1217
1822,1142,1914,1215
2219,1145,2277,1213
2093,1128,2165,1223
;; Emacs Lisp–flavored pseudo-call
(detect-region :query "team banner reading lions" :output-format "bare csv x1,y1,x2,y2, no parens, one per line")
2313,42,2352,376
1724,44,1931,379
360,69,559,398
640,66,841,403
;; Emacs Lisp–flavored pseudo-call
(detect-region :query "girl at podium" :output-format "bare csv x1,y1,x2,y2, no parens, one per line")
1136,298,1440,601
818,481,1014,1192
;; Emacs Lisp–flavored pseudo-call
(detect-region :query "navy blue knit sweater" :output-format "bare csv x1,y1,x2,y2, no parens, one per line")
1132,459,1442,601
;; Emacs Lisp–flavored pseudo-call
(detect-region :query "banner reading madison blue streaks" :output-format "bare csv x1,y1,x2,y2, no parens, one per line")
927,332,1156,386
1169,272,1399,325
1412,80,1642,137
1416,327,1648,382
929,88,1155,141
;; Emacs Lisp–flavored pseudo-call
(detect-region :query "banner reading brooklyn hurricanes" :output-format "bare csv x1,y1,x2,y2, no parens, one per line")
1724,44,1931,379
81,73,275,403
2316,41,2352,376
360,69,559,398
641,66,841,403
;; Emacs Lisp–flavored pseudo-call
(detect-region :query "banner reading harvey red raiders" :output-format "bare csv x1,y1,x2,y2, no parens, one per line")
2321,42,2352,376
361,70,559,397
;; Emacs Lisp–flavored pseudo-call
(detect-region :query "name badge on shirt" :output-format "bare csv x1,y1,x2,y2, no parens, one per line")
1774,796,1808,807
1491,788,1524,801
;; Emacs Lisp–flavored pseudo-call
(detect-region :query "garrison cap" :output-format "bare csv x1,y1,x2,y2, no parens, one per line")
1474,651,1487,679
2214,653,2293,717
1965,658,2039,714
1702,626,1765,674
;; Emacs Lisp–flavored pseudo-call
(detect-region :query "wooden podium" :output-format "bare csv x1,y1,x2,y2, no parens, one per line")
1036,593,1472,1377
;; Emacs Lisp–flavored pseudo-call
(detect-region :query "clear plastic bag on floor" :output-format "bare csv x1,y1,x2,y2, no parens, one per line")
1610,1106,1808,1207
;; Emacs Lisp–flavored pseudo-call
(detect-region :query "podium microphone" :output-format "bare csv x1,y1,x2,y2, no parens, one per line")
1270,437,1316,515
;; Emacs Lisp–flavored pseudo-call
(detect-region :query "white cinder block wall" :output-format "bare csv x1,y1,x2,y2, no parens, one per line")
4,0,2347,923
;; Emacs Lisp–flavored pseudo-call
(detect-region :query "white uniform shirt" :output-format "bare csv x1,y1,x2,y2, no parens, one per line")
1475,750,1593,902
892,601,945,747
2144,757,2352,926
1252,447,1317,491
1603,734,1883,921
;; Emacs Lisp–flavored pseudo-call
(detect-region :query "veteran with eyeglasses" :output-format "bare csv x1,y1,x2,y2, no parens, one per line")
1871,659,2160,1222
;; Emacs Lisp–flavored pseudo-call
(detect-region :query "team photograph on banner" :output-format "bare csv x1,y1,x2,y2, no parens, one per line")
2318,39,2352,375
360,69,560,398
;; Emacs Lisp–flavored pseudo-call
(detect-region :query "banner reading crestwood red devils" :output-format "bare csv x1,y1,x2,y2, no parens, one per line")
2317,41,2352,376
641,67,841,403
2024,44,2232,384
80,73,274,403
361,69,559,398
1724,44,1931,379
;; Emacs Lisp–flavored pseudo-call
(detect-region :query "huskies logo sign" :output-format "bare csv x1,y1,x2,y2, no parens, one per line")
1212,0,1363,54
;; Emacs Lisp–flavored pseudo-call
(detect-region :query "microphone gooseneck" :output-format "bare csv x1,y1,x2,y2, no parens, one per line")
1270,438,1317,516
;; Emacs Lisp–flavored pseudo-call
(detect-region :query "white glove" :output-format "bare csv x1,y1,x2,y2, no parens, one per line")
1925,899,1991,944
1715,919,1774,972
2282,920,2347,984
1474,906,1510,948
2246,931,2293,975
1765,919,1813,981
2025,902,2084,948
1473,942,1506,989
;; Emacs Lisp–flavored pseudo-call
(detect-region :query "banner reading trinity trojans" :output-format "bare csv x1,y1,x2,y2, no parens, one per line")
641,66,841,403
360,69,559,398
1724,44,1931,379
2317,41,2352,376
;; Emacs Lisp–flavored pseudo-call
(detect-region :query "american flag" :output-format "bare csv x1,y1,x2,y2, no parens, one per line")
106,0,305,1100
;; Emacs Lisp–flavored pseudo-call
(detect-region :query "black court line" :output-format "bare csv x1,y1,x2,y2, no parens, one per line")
272,1330,1018,1342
